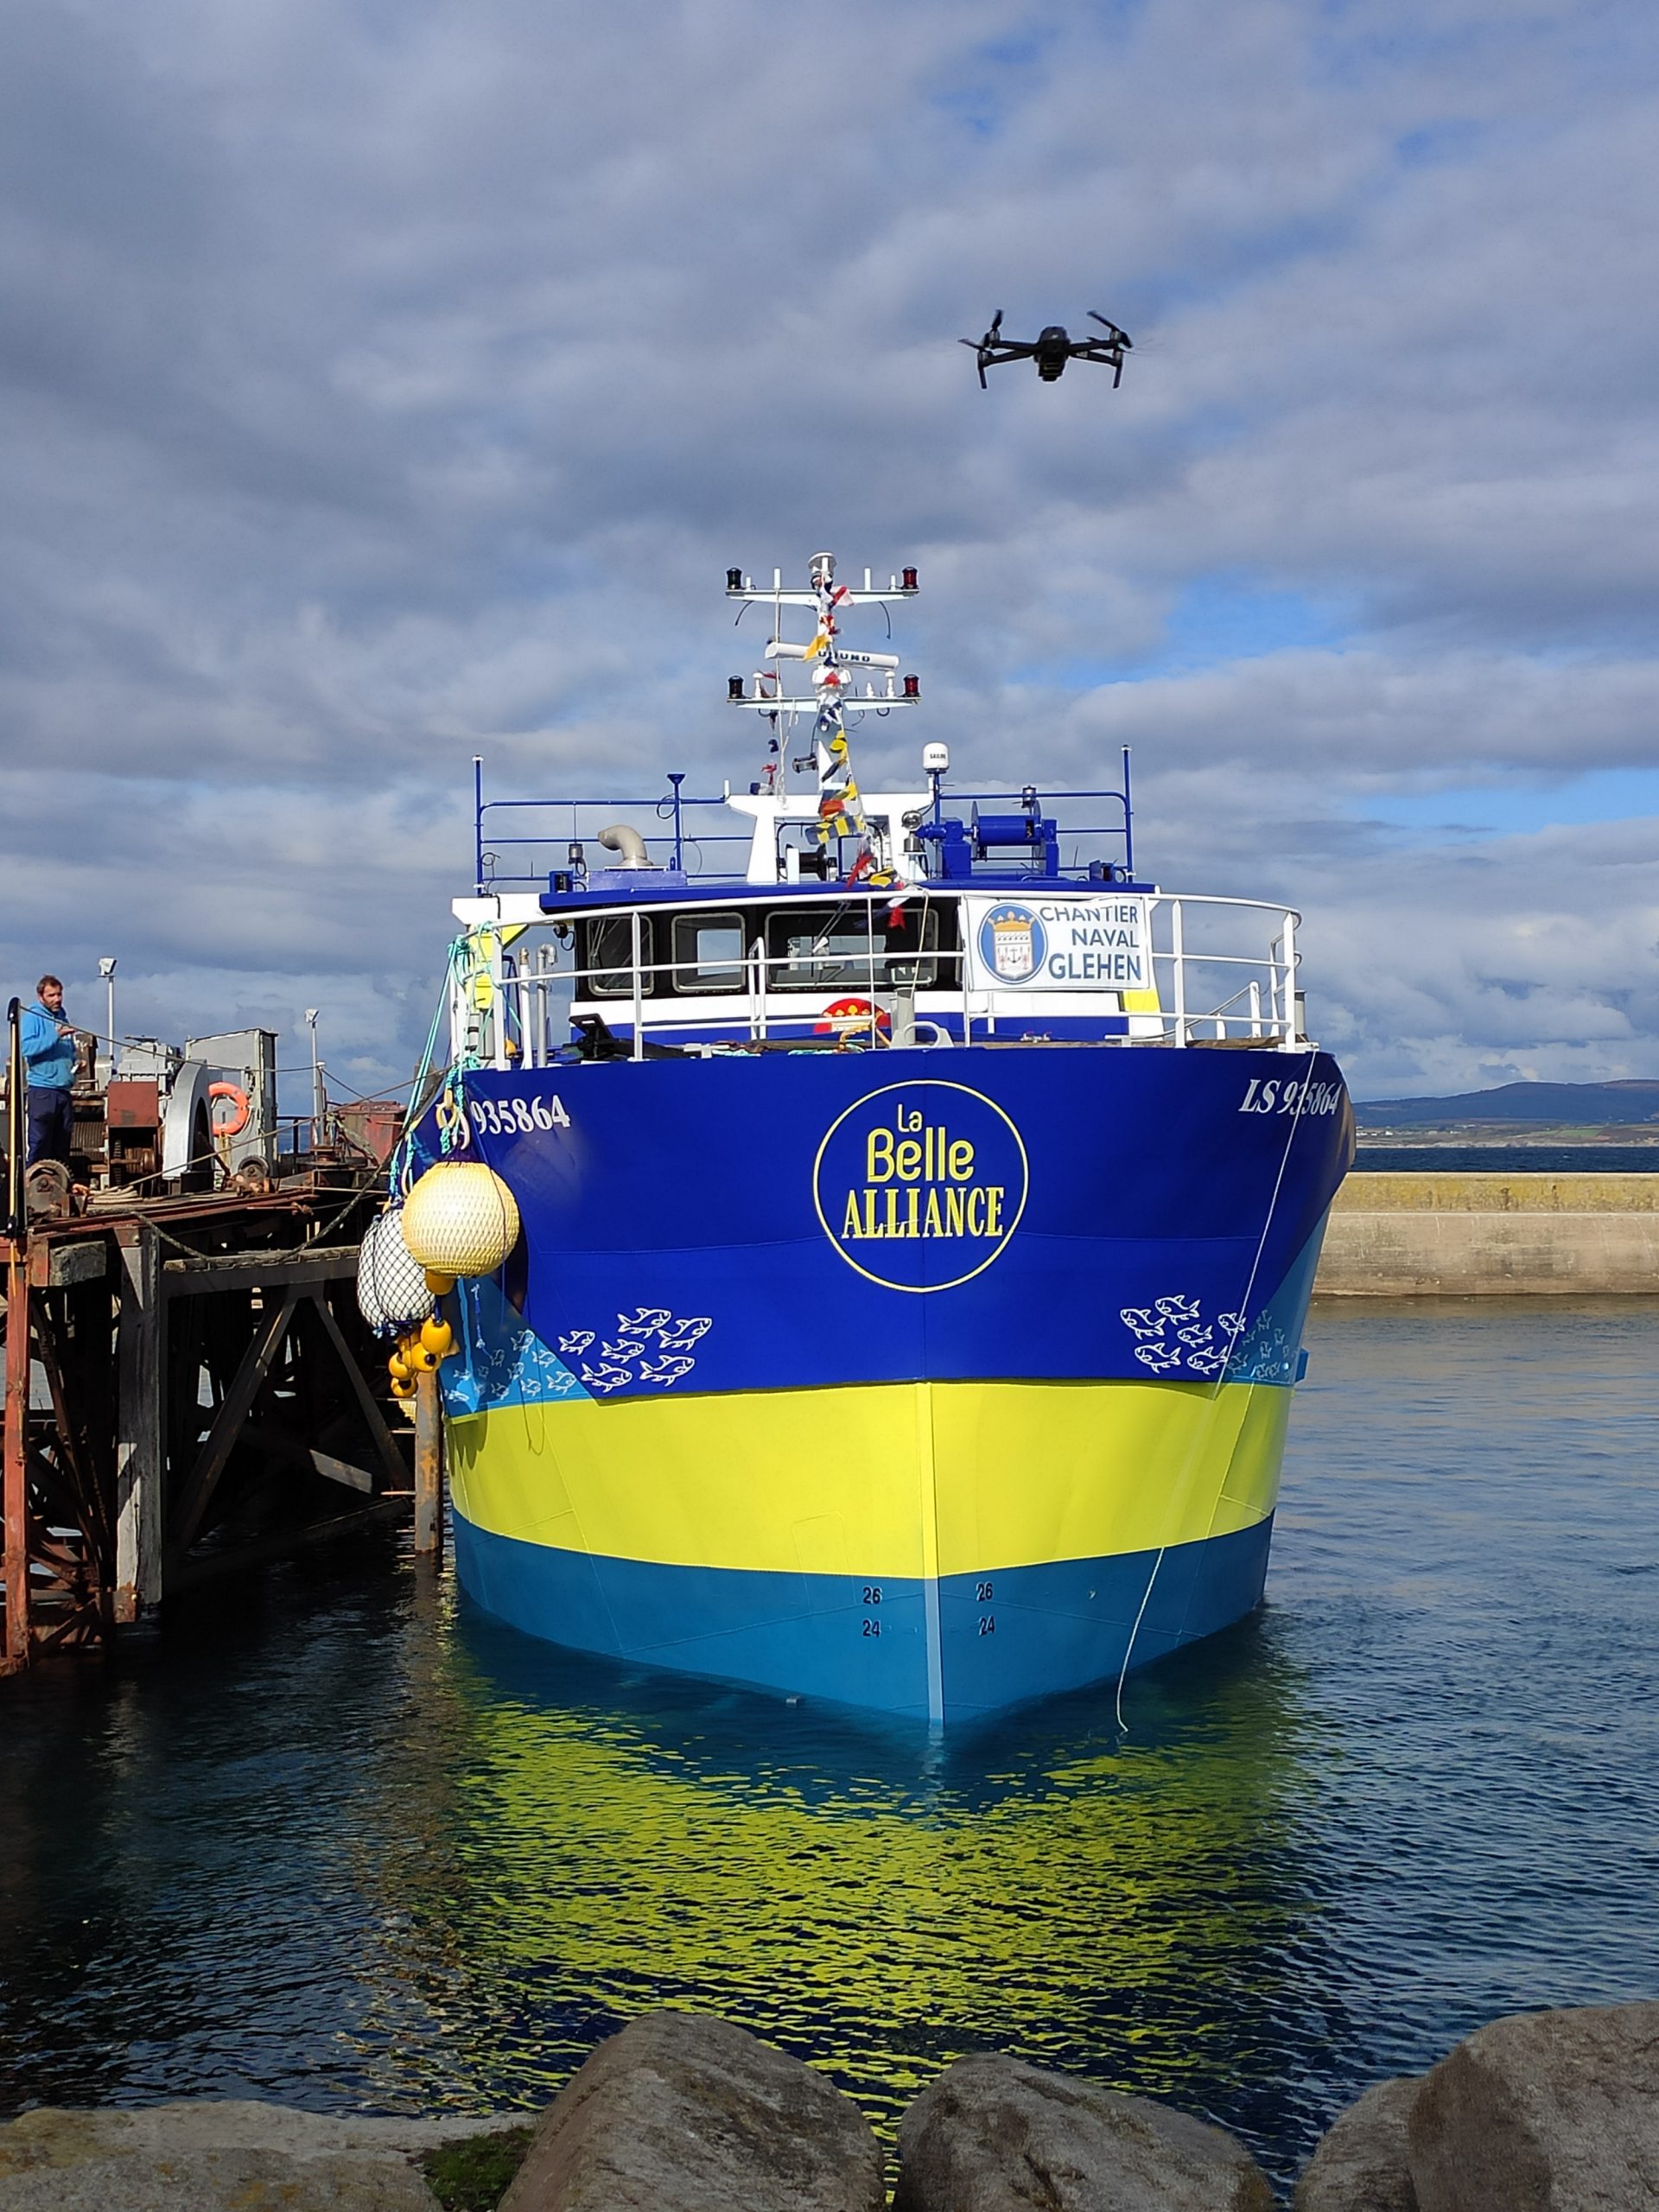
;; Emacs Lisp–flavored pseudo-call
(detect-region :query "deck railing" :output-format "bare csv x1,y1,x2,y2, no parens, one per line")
448,892,1307,1067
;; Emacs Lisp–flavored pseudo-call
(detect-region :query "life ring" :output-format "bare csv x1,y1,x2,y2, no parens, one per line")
208,1081,251,1138
815,997,891,1039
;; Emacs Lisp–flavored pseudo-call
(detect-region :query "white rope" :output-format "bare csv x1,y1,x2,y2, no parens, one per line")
1115,1067,1318,1736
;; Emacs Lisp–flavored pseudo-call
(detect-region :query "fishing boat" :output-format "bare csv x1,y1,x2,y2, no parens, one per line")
397,555,1353,1724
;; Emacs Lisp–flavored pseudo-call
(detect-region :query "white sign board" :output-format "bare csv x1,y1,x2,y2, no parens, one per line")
963,893,1152,994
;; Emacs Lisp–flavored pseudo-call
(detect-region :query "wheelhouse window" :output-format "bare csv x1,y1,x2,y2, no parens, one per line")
671,912,746,995
765,901,947,991
576,914,654,997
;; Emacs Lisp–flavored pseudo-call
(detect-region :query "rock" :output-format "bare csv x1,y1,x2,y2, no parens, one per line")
499,2012,885,2211
1407,2001,1659,2212
1294,2079,1421,2211
893,2053,1274,2212
0,2100,516,2211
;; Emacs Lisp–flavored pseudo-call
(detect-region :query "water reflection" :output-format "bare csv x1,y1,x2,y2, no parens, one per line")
373,1599,1344,2157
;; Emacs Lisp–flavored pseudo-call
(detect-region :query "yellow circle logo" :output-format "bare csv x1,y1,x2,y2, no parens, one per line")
811,1079,1029,1294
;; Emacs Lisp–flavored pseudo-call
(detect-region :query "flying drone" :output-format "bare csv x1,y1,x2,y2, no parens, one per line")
963,310,1132,388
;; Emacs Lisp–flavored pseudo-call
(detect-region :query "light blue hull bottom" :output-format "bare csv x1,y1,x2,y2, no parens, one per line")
452,1514,1275,1725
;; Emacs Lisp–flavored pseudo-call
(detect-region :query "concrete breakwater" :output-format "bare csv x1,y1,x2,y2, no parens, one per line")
1315,1173,1659,1295
4,2002,1656,2209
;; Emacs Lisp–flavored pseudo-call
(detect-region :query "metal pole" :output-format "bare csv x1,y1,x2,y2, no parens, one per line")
1122,746,1135,880
3,1240,29,1669
1282,912,1298,1046
2,998,26,1667
474,755,486,895
100,959,118,1076
304,1010,323,1145
413,1367,442,1558
630,911,644,1062
1171,900,1186,1046
668,772,685,872
4,998,23,1243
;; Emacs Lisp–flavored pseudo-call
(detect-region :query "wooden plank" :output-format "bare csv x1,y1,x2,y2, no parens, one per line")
310,1448,375,1496
34,1239,108,1290
161,1244,360,1297
413,1367,443,1557
114,1227,165,1623
303,1288,409,1491
168,1288,299,1558
3,1247,30,1663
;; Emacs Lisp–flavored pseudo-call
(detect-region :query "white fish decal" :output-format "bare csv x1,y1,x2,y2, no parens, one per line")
1154,1294,1199,1321
618,1307,673,1337
638,1355,696,1386
599,1337,647,1363
1135,1344,1182,1375
1177,1324,1214,1347
580,1363,633,1394
658,1316,712,1351
1119,1307,1161,1338
556,1330,594,1356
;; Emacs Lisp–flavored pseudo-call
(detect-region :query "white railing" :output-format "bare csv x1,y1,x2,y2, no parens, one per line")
451,891,1308,1067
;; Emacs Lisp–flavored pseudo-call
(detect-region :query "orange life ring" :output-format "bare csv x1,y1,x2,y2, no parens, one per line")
208,1081,251,1138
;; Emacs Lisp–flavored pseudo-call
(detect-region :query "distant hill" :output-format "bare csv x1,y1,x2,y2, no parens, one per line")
1356,1080,1659,1128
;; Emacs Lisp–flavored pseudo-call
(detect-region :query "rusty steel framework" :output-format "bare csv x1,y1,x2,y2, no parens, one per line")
3,1003,438,1676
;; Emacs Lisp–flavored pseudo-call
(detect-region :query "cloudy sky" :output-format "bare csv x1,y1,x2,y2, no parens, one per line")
2,0,1656,1103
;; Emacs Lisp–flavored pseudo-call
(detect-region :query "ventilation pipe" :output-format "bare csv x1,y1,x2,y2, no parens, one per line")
596,825,654,869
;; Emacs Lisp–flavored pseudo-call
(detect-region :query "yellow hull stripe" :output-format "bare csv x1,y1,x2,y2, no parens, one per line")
447,1378,1290,1582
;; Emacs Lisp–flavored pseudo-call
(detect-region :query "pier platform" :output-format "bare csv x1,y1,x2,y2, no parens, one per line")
2,1173,439,1675
1315,1172,1659,1295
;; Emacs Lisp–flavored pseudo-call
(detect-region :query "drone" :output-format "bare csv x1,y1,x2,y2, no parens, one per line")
963,309,1133,389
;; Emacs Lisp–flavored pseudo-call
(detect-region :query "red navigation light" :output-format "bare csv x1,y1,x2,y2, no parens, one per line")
902,566,918,591
903,674,920,699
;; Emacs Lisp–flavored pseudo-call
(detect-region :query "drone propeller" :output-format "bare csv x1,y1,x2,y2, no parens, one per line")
1088,310,1131,347
960,310,1007,389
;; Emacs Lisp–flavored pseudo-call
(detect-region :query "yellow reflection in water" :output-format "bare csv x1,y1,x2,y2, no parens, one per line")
378,1593,1323,2136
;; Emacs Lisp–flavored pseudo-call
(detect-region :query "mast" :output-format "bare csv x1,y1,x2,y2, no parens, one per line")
725,555,920,879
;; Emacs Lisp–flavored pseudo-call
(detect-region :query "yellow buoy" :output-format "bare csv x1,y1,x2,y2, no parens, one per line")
388,1351,410,1382
408,1343,441,1374
420,1316,454,1358
401,1161,521,1278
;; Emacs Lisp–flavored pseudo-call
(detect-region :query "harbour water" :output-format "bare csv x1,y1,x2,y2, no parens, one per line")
1,1300,1655,2190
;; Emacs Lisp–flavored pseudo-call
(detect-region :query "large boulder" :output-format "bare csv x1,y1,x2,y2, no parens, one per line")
892,2053,1274,2212
1407,2001,1659,2212
498,2012,885,2211
0,2101,512,2211
1294,2078,1421,2211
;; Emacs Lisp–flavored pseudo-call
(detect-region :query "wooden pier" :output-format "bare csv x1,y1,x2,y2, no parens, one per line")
3,1167,441,1677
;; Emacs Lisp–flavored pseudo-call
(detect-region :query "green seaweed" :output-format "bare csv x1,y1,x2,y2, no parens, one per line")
420,2124,535,2212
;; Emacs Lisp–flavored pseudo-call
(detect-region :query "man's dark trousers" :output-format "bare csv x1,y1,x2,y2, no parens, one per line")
27,1086,73,1167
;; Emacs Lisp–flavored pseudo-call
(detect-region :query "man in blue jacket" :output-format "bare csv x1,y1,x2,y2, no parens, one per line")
20,975,82,1168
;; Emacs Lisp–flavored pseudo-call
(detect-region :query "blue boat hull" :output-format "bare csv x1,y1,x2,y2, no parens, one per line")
416,1042,1351,1722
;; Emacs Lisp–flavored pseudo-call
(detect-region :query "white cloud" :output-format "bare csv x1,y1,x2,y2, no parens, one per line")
2,0,1657,1097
